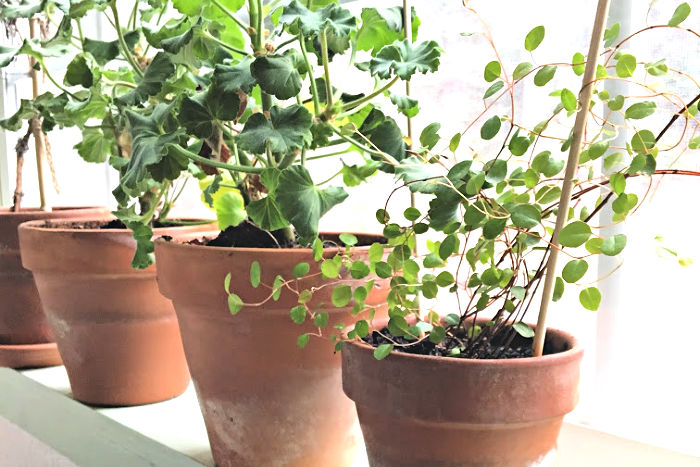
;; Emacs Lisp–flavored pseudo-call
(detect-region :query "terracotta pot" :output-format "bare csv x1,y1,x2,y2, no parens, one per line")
0,207,109,368
342,324,583,467
18,218,216,406
154,233,389,467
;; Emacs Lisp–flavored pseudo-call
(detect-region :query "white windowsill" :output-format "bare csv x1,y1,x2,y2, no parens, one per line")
6,365,699,467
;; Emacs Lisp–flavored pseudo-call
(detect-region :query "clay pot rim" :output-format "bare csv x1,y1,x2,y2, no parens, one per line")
18,217,216,234
0,206,105,216
344,323,582,368
154,231,386,254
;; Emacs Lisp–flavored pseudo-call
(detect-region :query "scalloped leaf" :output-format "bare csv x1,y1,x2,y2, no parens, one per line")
365,39,441,80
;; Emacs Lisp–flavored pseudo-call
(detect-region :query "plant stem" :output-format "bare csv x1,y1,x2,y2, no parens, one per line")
129,0,139,30
319,28,333,111
169,144,263,173
29,18,49,211
212,0,249,30
341,76,399,112
109,3,144,78
202,31,250,56
317,168,343,185
141,181,169,223
298,33,320,115
38,59,81,99
329,125,399,165
76,20,85,45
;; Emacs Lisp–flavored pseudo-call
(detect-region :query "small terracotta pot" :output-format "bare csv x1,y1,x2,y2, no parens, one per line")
154,233,388,467
18,218,216,406
0,207,108,368
342,324,583,467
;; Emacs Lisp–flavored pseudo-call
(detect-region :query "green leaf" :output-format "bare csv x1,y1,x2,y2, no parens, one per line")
604,23,620,48
293,262,310,278
609,173,626,195
524,25,545,51
122,104,182,195
272,275,284,301
615,54,636,78
355,7,404,54
483,217,507,239
510,204,541,229
369,243,385,263
668,2,691,26
332,285,352,307
535,185,561,204
483,81,504,99
276,165,348,244
689,137,700,150
313,237,324,261
534,65,557,86
588,140,609,161
246,197,289,231
250,55,302,100
512,286,526,301
297,333,310,348
579,287,601,311
561,88,578,112
228,293,243,314
404,207,421,221
366,39,441,80
571,52,585,76
64,53,100,88
321,258,341,278
480,115,501,140
608,95,625,111
250,261,261,288
290,305,306,324
513,62,533,80
645,59,668,76
604,152,624,171
74,128,111,163
439,234,458,260
339,233,358,246
238,105,312,155
374,343,394,360
513,322,535,338
116,53,175,106
374,261,392,278
314,312,329,328
215,191,247,230
483,61,501,82
280,0,356,53
562,259,588,283
601,234,627,256
350,261,370,279
484,159,507,183
389,93,419,117
553,277,565,301
419,123,441,149
625,101,656,119
559,220,591,247
508,134,530,156
355,109,407,167
224,273,232,293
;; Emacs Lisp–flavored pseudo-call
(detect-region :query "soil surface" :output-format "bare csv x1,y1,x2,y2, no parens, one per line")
364,323,562,360
187,221,382,249
42,219,183,230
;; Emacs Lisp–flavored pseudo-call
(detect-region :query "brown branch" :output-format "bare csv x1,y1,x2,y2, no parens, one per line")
10,120,35,212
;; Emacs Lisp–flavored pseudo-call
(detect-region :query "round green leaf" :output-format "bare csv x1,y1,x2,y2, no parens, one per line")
483,81,504,99
293,262,310,278
600,234,627,256
350,260,370,279
513,61,534,80
562,259,588,283
524,25,545,51
374,343,394,360
571,52,585,76
224,272,232,293
579,287,602,311
321,259,341,278
483,217,507,239
297,333,310,348
616,54,636,78
513,322,535,338
483,60,501,82
534,65,557,86
631,130,656,154
558,221,591,247
228,293,243,315
339,233,358,246
553,277,565,301
625,101,656,120
510,204,541,229
404,207,421,221
290,305,306,324
331,285,352,307
480,115,501,140
561,88,578,111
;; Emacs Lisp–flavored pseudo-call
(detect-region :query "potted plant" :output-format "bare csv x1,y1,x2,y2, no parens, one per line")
141,0,441,463
1,0,214,405
284,1,696,465
0,9,109,369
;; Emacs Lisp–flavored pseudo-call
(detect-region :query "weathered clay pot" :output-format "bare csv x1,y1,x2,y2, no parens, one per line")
0,207,109,368
18,218,215,406
342,325,583,467
154,233,388,467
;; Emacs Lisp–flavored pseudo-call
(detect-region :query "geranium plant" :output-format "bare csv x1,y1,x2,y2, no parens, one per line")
229,1,699,356
115,0,441,258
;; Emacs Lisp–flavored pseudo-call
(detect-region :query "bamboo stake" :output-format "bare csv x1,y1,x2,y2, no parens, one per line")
28,17,50,211
532,0,611,356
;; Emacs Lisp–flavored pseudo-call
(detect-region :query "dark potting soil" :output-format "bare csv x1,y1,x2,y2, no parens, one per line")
42,219,180,230
364,324,561,360
186,221,381,249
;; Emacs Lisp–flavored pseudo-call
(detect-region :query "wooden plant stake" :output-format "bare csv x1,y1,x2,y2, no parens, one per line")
28,17,50,212
532,0,611,356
